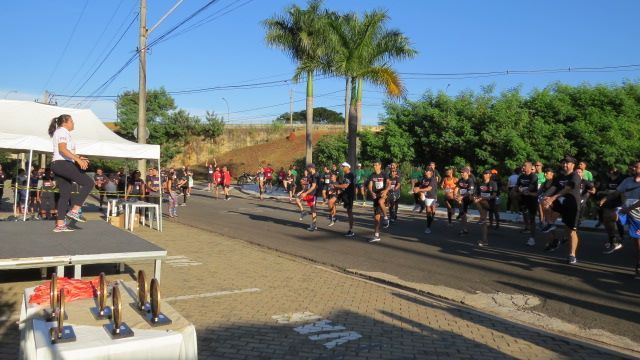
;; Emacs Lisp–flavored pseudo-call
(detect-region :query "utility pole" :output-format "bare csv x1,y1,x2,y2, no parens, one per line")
137,0,148,175
289,88,293,130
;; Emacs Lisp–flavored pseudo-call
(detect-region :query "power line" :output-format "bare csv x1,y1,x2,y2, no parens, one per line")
42,0,90,90
399,64,640,79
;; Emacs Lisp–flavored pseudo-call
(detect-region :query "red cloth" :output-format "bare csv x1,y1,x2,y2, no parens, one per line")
213,171,223,185
223,171,232,186
28,277,100,305
263,167,274,180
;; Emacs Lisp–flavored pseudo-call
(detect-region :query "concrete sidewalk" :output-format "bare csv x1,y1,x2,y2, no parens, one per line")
0,214,631,358
235,184,600,229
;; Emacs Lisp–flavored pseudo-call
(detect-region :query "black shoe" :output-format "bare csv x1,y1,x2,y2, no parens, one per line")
544,239,560,252
344,231,356,238
568,255,577,265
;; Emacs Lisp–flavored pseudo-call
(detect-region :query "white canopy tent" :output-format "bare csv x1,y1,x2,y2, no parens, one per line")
0,100,162,225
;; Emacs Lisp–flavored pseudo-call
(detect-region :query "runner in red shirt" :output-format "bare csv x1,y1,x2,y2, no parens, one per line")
213,167,223,199
222,166,232,201
263,164,274,193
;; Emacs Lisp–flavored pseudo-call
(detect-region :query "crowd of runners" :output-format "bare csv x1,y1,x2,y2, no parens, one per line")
239,157,640,278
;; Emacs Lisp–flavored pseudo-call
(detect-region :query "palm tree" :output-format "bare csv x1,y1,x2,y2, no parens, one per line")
264,0,331,165
328,11,417,167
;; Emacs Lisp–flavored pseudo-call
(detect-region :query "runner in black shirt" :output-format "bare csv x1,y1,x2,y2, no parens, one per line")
326,173,339,226
335,162,356,237
456,167,476,236
476,170,498,246
367,160,390,242
541,156,582,264
414,168,438,235
320,166,332,205
489,170,502,229
94,168,107,210
597,167,625,253
297,163,320,231
516,162,539,246
387,166,402,223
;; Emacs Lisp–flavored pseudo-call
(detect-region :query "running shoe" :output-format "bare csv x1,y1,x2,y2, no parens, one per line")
307,224,317,232
328,220,335,227
383,217,390,229
66,210,86,223
544,239,560,252
526,237,536,247
541,224,556,233
180,203,187,207
603,243,623,255
424,228,432,234
477,241,488,247
344,231,356,238
368,235,381,243
568,256,577,265
299,211,307,221
53,224,74,232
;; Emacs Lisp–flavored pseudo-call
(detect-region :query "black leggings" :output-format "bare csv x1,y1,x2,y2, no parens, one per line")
51,160,94,221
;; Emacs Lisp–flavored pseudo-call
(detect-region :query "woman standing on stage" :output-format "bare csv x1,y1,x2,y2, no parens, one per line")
48,114,94,232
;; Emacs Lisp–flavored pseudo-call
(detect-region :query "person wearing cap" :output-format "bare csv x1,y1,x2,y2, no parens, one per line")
414,167,439,235
456,167,476,236
475,170,499,246
367,160,391,242
387,164,402,223
335,162,356,237
541,155,582,264
354,163,367,206
297,163,321,231
516,162,539,246
441,167,459,226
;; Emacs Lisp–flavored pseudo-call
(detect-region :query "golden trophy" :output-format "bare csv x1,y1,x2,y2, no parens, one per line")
130,270,150,314
49,289,76,344
104,284,134,339
91,272,112,319
45,273,66,321
144,278,172,326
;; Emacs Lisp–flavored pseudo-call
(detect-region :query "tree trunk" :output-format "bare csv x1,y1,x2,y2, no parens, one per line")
305,71,314,165
356,78,363,130
344,77,351,134
347,77,358,168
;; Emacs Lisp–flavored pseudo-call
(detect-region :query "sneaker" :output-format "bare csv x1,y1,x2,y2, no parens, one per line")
344,231,356,238
368,235,381,243
65,210,86,223
328,220,335,227
383,218,390,229
603,243,623,255
526,237,536,247
53,224,74,232
568,256,577,265
544,239,560,252
299,211,307,221
180,203,187,207
477,241,488,247
307,224,317,232
424,228,432,234
541,224,557,233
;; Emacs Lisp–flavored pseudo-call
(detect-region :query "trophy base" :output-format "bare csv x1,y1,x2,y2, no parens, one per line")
129,302,151,315
144,312,172,327
104,322,135,339
50,326,76,344
44,310,68,323
90,306,113,320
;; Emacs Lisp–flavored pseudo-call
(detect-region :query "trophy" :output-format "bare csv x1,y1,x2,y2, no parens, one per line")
45,273,66,321
144,278,172,326
49,289,76,344
91,272,112,319
104,284,134,339
130,270,150,314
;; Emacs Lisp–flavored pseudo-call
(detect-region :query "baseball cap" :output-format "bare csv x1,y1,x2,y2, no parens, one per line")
340,162,351,168
306,163,316,169
461,167,471,173
561,155,577,164
490,169,498,175
483,169,492,175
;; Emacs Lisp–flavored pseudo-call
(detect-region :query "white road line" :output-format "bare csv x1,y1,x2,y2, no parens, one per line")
164,288,261,302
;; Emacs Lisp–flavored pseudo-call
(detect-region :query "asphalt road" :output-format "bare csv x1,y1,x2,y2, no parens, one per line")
169,188,640,343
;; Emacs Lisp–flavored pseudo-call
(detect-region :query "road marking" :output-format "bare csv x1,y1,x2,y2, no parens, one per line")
166,255,202,267
274,312,362,349
164,288,260,302
272,312,322,324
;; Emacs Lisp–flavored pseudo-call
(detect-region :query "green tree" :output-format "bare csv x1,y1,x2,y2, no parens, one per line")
116,87,176,141
264,0,332,165
199,111,225,140
313,134,348,166
327,10,417,168
274,106,344,124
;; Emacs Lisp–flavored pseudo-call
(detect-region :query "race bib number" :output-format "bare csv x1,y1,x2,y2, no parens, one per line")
374,180,384,190
459,189,468,195
325,179,330,184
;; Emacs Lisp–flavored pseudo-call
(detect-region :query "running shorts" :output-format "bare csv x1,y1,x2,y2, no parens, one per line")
303,194,316,207
551,195,579,230
521,195,538,214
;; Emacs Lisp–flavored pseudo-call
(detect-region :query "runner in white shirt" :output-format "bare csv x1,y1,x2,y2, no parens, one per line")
48,114,94,232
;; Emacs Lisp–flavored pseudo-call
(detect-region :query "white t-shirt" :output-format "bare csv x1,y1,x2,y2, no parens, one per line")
52,127,76,162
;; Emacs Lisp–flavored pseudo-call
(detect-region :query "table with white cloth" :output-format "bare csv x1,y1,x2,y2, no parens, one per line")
19,281,197,360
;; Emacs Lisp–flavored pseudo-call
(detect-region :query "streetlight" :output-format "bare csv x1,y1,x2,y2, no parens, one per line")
3,90,18,99
221,97,230,123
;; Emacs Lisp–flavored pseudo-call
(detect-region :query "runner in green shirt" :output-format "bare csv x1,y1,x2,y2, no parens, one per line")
355,163,367,205
578,161,593,182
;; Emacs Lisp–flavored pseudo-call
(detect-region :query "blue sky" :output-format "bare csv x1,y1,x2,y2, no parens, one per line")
1,0,639,126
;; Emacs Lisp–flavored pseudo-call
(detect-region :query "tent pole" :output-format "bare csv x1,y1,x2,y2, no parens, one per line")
13,155,19,216
158,158,163,232
23,149,33,221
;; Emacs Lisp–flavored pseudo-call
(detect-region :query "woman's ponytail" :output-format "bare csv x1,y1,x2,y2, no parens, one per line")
47,114,71,137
